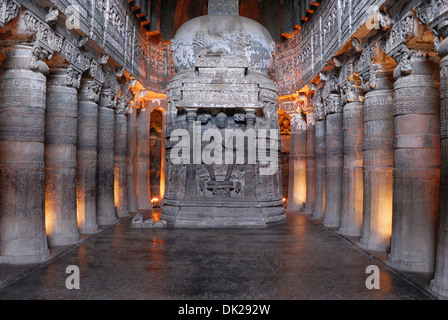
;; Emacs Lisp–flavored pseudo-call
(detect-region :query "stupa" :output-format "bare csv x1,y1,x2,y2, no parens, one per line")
161,0,286,228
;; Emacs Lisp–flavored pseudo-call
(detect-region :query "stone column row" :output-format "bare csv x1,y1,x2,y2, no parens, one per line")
0,43,141,263
303,14,443,294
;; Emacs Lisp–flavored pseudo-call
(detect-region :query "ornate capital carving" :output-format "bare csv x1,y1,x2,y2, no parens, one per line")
100,88,118,109
21,10,63,55
312,89,325,121
383,10,434,59
325,93,342,115
29,44,51,74
341,81,364,104
115,82,132,115
322,75,340,102
65,66,82,88
79,79,102,102
88,59,105,84
61,40,90,74
0,0,19,27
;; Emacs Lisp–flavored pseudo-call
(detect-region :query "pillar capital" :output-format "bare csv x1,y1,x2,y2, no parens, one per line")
312,88,325,121
47,66,83,89
0,0,20,27
2,43,51,75
324,93,342,115
417,0,448,59
79,78,102,102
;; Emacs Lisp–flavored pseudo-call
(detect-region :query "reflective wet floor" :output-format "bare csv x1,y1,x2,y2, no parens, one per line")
0,211,435,300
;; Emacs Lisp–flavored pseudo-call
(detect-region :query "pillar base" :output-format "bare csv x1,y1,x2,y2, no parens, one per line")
287,203,303,212
0,250,50,265
359,238,389,253
430,279,448,299
97,217,118,226
79,226,99,235
117,210,130,218
48,234,80,247
313,211,325,220
338,227,362,238
387,254,435,273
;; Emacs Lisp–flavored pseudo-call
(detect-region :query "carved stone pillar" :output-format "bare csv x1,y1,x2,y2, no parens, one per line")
313,93,327,220
44,67,80,246
359,62,395,252
424,9,448,296
0,44,50,263
97,86,118,225
136,107,151,210
114,94,129,217
323,92,344,228
304,112,316,215
431,49,448,297
388,47,440,272
339,63,365,237
126,104,138,213
77,78,101,234
288,112,307,211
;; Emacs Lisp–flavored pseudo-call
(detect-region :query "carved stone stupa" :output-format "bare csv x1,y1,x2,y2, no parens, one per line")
161,0,286,228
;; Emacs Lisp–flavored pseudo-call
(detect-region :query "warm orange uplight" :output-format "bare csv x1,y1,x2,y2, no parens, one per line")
45,207,55,237
151,197,160,208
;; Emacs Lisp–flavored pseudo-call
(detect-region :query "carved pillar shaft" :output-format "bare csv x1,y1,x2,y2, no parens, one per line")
44,67,80,246
304,112,316,215
388,53,441,272
323,94,344,228
77,79,100,234
126,106,138,213
114,111,128,217
431,41,448,297
339,85,364,237
360,64,395,252
97,88,118,225
313,116,326,220
0,44,50,263
287,113,307,211
136,108,151,210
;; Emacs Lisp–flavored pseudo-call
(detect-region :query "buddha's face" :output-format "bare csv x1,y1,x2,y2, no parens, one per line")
216,113,228,129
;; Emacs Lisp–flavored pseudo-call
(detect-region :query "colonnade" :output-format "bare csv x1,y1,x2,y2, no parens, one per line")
0,11,165,263
285,9,448,298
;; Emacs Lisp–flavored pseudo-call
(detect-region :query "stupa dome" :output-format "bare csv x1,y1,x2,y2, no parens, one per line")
170,15,275,74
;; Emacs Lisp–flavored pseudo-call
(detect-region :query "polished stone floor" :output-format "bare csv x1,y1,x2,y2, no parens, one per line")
0,210,435,300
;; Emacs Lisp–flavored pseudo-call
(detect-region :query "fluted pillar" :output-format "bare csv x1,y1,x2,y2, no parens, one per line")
77,78,101,234
287,113,307,211
313,96,326,220
114,96,129,217
97,87,118,225
304,112,316,215
136,107,151,210
126,104,138,213
388,48,440,272
44,67,80,246
323,93,344,228
360,63,395,252
339,67,365,237
0,44,50,263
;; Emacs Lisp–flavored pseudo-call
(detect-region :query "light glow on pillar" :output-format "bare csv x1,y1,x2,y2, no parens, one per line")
376,184,393,244
45,205,55,237
114,166,120,208
76,194,86,230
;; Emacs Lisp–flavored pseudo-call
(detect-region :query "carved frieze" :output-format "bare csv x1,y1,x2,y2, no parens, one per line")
0,0,19,27
21,10,63,54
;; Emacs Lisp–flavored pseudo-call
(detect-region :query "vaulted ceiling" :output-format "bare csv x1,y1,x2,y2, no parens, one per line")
128,0,321,42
